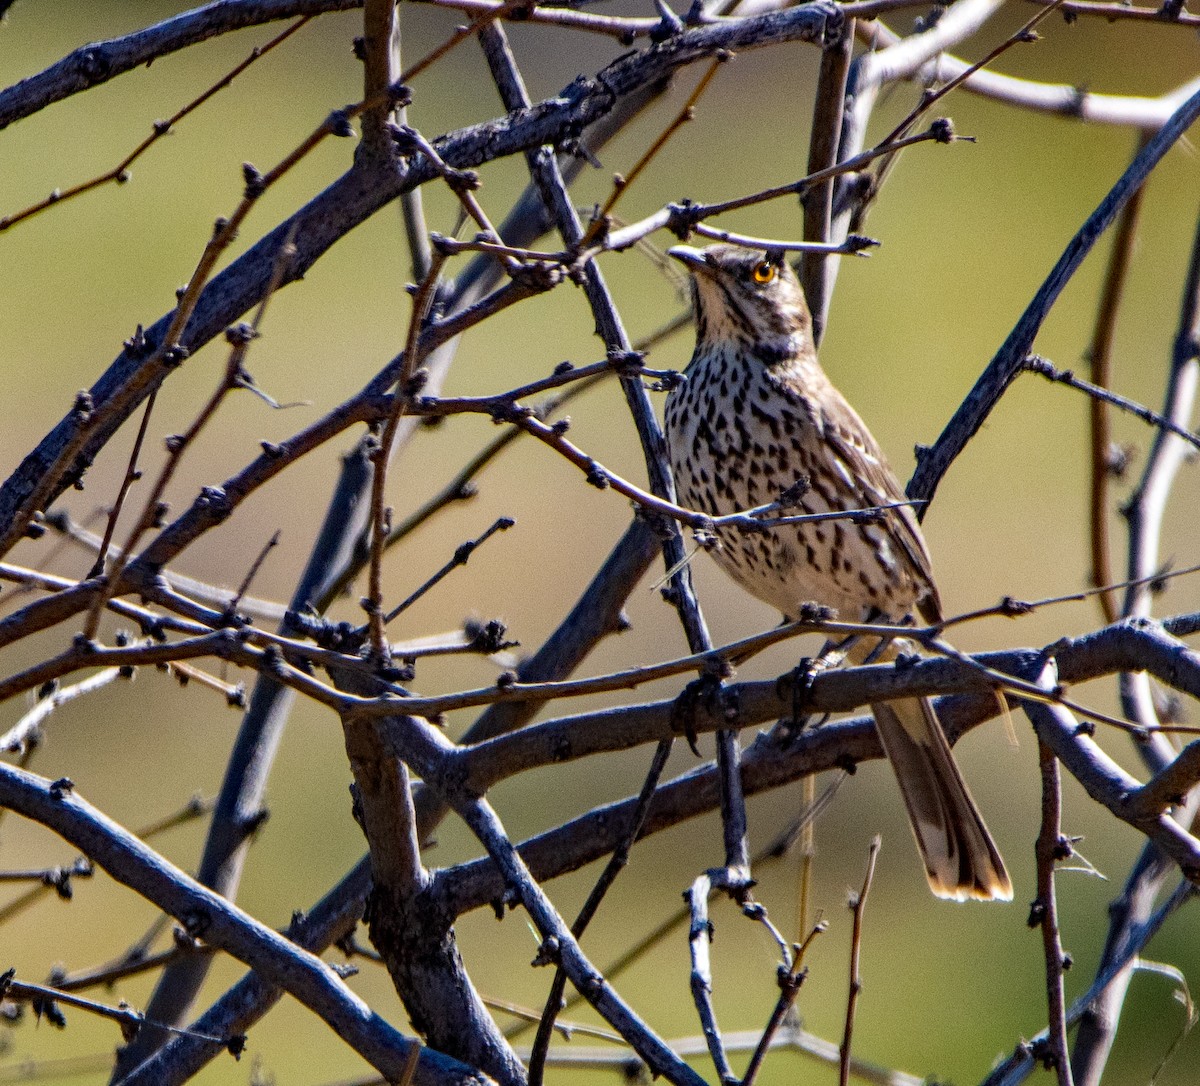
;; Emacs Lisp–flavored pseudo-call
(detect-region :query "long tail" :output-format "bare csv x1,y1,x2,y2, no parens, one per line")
871,694,1012,901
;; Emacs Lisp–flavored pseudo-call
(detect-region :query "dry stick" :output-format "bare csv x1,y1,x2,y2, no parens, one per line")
324,602,1180,736
8,554,1183,746
402,0,534,82
162,660,247,707
50,363,608,627
681,123,956,225
456,793,709,1086
487,997,622,1043
367,251,447,658
518,782,844,1036
525,738,674,1086
937,562,1200,633
1034,745,1074,1086
0,859,91,889
839,836,880,1086
1,795,210,944
41,513,288,623
450,409,935,558
0,667,123,755
582,53,727,246
742,921,828,1086
920,633,1155,741
0,975,229,1048
90,391,158,580
372,370,610,559
907,82,1200,511
686,871,737,1084
1025,356,1200,453
0,17,315,233
1119,201,1200,753
229,531,281,614
0,764,482,1086
53,946,193,998
1029,0,1200,26
0,71,391,566
413,0,943,42
1069,799,1200,1085
689,224,876,254
877,0,1064,153
800,13,853,344
0,632,355,713
313,391,524,596
983,878,1197,1086
83,228,298,640
3,569,1194,749
1086,133,1151,624
380,516,514,626
399,128,515,266
0,1,361,129
0,392,100,562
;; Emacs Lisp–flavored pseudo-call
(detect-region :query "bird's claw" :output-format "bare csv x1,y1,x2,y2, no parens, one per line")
671,673,734,756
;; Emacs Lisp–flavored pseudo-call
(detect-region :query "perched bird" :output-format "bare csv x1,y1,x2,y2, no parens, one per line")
664,243,1011,902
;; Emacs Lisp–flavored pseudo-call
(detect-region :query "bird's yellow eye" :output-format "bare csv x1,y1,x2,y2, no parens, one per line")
752,261,777,284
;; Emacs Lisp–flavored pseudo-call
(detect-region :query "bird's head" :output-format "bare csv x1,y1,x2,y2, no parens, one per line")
668,243,813,366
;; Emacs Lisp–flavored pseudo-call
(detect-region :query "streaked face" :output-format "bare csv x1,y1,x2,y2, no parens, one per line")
669,244,812,364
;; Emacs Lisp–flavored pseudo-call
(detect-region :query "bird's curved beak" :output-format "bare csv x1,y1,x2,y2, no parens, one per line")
667,245,714,277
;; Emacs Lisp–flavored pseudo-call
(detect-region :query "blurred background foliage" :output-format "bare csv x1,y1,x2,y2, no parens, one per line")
1,1,1199,1083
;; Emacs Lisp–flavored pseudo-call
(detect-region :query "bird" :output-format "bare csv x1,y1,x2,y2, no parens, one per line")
663,242,1011,902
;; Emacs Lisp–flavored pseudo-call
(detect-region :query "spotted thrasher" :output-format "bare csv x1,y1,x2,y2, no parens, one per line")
664,243,1011,901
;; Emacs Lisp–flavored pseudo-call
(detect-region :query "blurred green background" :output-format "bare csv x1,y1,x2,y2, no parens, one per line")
2,2,1200,1083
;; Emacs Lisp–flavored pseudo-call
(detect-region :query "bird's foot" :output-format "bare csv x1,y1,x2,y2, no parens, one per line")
777,653,839,742
671,672,736,756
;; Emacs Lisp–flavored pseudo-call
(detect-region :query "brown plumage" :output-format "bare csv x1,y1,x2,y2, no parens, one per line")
664,243,1011,902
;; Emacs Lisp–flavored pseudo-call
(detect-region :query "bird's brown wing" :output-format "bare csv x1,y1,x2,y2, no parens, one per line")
819,396,944,623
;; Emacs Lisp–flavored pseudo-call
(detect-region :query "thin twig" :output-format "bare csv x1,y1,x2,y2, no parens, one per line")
1034,744,1074,1086
379,516,514,626
686,872,737,1084
909,83,1200,509
584,55,727,243
229,531,281,613
367,251,448,656
1,974,228,1045
839,836,880,1086
742,921,827,1086
1026,355,1200,453
90,390,158,580
84,227,298,639
1086,133,1151,623
0,17,316,234
0,668,123,754
527,739,674,1086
